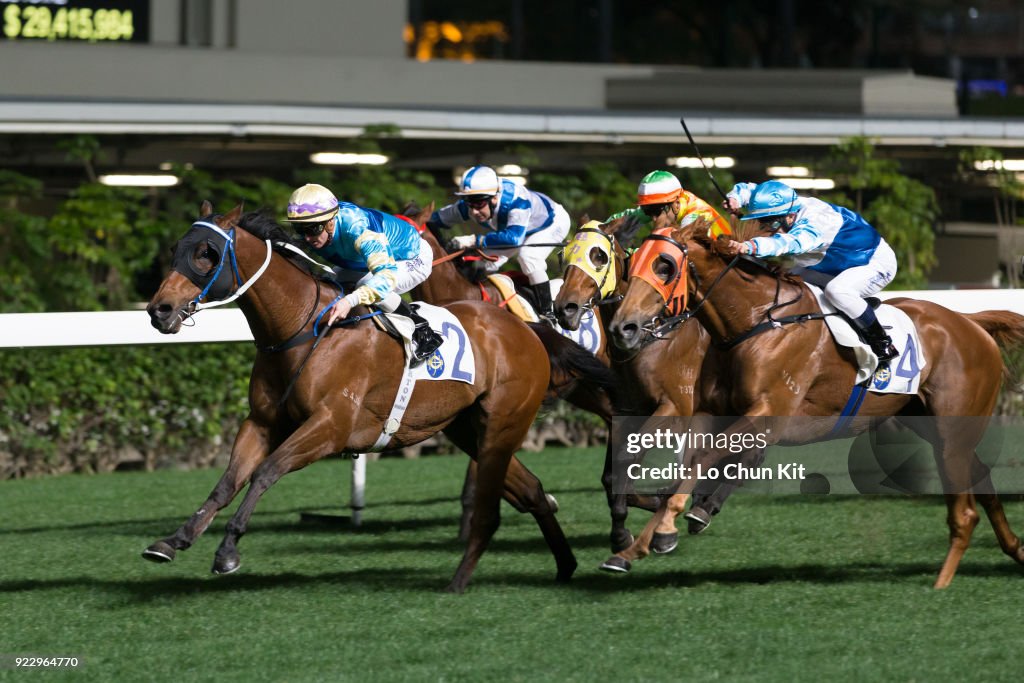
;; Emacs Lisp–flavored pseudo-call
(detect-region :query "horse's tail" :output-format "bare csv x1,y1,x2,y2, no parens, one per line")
967,309,1024,384
527,322,618,413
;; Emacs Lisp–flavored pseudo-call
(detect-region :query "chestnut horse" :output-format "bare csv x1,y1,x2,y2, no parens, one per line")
554,215,715,553
606,214,1024,588
142,202,598,592
407,211,643,552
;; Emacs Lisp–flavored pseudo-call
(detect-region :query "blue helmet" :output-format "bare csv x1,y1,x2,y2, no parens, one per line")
740,180,803,221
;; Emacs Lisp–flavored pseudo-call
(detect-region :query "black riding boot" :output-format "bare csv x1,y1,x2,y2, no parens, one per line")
395,301,444,366
854,310,898,361
528,282,556,324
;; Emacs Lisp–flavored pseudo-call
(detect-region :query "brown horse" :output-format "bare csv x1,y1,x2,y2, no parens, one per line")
405,210,645,551
142,202,601,592
554,216,715,552
606,214,1024,587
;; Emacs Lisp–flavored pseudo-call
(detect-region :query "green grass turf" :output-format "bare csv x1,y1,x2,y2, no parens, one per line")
1,447,1023,682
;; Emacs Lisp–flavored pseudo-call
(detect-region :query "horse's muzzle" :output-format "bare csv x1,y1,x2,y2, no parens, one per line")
147,300,188,334
556,302,582,331
610,319,642,350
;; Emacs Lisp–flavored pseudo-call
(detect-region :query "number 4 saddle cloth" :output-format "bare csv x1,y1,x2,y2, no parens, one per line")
373,301,477,385
806,284,926,395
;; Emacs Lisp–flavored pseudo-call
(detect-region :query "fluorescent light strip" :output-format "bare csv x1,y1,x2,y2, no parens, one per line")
99,174,179,187
767,166,810,177
310,152,389,165
776,177,835,190
974,159,1024,171
666,156,735,168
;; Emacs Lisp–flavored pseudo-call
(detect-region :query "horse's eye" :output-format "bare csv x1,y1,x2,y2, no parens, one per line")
193,242,218,271
590,247,608,270
653,255,677,281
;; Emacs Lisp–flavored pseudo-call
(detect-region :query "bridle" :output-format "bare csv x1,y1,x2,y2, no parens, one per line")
559,224,624,314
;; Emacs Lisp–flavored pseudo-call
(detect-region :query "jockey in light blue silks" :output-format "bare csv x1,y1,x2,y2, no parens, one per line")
287,183,443,366
723,180,899,361
427,165,571,320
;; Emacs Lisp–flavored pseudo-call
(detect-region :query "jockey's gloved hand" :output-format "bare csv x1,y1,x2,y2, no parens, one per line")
448,235,478,251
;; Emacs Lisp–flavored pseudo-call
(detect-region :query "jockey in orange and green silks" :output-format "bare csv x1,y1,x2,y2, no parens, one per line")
605,170,732,238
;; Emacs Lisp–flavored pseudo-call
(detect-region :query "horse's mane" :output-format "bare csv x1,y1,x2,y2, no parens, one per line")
235,210,337,281
610,214,644,249
238,210,298,244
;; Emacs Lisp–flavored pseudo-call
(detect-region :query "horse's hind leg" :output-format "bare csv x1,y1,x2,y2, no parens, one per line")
502,456,576,582
446,406,575,593
458,460,477,543
976,491,1024,565
143,418,270,563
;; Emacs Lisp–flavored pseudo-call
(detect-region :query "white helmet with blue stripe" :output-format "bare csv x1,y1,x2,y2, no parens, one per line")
455,166,500,197
741,180,803,221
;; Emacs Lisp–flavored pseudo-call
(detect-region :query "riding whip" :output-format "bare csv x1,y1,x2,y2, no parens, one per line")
679,116,730,204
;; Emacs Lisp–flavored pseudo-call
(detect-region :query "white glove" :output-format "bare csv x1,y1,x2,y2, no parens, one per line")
449,234,479,250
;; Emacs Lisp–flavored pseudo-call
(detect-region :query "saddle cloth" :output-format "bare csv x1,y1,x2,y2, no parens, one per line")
486,273,540,322
806,284,926,394
374,302,476,385
485,274,604,356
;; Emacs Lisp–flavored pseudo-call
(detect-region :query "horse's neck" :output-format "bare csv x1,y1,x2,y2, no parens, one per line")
233,231,327,347
690,254,805,344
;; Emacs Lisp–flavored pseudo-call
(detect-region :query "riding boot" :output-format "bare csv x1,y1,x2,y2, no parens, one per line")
395,300,444,366
853,309,898,361
528,282,557,325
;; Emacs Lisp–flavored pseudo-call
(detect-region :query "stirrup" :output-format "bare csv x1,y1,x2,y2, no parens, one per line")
871,340,898,362
410,327,443,367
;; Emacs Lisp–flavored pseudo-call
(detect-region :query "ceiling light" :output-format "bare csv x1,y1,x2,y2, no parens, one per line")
496,164,526,175
776,177,835,190
974,159,1024,171
310,152,389,165
767,166,810,177
99,174,179,187
666,156,735,169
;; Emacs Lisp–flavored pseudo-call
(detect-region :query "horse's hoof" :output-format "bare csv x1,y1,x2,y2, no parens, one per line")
211,554,240,575
685,507,712,535
545,493,559,514
556,558,578,582
443,582,467,594
142,541,176,563
651,531,679,554
610,531,635,554
599,556,632,573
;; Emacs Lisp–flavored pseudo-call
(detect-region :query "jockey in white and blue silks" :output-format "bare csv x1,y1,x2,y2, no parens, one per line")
723,180,899,361
428,165,570,318
286,183,443,365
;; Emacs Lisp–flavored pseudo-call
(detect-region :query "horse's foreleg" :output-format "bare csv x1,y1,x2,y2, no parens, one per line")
603,440,634,553
143,418,270,563
935,492,980,589
600,492,689,573
211,410,344,575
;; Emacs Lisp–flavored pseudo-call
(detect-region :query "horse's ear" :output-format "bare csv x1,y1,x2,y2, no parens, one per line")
200,200,214,216
579,213,591,225
423,200,435,215
223,204,243,225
